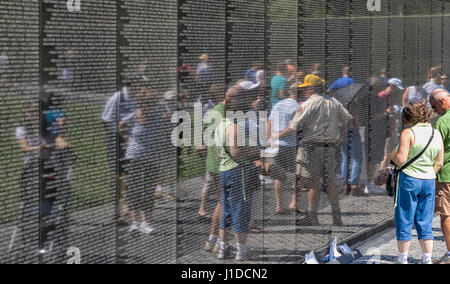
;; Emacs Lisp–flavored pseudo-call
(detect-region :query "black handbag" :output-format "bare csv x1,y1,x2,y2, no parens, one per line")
386,128,435,197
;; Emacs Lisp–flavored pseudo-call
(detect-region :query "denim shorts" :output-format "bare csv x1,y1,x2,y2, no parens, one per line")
395,172,436,241
220,165,258,234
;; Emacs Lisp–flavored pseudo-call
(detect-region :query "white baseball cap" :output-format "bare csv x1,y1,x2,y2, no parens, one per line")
239,80,260,90
164,90,177,101
388,78,404,90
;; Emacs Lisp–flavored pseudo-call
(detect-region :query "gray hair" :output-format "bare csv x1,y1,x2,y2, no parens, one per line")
431,89,450,103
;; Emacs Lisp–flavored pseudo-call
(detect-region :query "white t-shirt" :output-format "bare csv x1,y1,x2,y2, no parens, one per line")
102,87,137,123
16,127,41,164
423,80,443,107
269,98,299,147
406,86,426,104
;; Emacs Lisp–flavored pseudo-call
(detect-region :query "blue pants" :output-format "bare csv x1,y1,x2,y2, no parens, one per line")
341,129,362,186
220,166,257,234
395,172,436,241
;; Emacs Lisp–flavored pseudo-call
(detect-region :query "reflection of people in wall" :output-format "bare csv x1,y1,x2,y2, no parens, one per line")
102,84,137,221
196,54,214,86
120,88,163,235
402,82,426,107
441,74,450,92
215,86,262,261
270,63,288,107
39,90,76,257
378,78,405,169
16,102,46,249
266,84,299,214
41,92,70,150
327,66,354,93
422,66,444,110
278,74,352,227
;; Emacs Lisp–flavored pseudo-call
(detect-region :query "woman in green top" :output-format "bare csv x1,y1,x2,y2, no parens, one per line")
391,103,444,264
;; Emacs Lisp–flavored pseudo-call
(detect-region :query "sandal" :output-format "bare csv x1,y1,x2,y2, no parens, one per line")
197,213,211,220
289,208,307,215
274,208,291,215
250,226,263,234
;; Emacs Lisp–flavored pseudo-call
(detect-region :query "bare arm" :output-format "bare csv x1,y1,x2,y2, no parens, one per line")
267,119,272,140
277,126,295,139
391,129,412,166
434,142,445,174
17,138,44,152
402,89,408,107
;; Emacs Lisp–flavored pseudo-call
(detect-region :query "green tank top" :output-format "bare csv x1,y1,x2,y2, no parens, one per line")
215,118,239,172
402,123,443,180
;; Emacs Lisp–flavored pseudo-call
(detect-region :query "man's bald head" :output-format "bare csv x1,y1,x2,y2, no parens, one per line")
431,88,449,101
430,88,450,116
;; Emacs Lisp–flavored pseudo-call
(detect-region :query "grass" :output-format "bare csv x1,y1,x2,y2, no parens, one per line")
64,104,112,210
0,98,207,223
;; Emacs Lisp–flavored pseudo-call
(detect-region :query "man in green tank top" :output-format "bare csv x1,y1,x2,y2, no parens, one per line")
430,89,450,264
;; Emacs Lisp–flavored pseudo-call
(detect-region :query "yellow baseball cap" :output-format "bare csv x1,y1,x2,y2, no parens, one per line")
298,74,326,88
199,54,209,60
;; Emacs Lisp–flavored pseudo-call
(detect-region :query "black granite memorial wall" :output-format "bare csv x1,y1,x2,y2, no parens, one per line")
0,0,448,264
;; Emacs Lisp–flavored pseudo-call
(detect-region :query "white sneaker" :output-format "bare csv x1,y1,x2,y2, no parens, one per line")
260,175,273,185
235,250,250,261
217,245,231,260
213,243,220,254
129,222,140,233
367,182,386,195
204,241,221,254
139,222,155,234
204,240,215,252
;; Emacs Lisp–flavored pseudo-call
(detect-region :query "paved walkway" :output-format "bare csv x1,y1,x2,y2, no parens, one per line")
0,175,402,264
353,215,447,264
176,176,395,264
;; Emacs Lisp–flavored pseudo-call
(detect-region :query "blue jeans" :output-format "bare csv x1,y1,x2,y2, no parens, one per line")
395,172,436,241
220,165,257,234
341,129,363,186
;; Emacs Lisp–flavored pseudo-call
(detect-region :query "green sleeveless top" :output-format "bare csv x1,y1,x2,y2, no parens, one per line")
402,123,443,180
204,103,225,174
215,118,239,172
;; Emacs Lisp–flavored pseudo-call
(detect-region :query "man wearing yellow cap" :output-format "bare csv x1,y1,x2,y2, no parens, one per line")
196,53,214,86
276,74,353,226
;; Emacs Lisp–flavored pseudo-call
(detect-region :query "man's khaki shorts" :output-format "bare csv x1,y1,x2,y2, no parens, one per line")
266,147,296,181
296,145,337,180
436,182,450,216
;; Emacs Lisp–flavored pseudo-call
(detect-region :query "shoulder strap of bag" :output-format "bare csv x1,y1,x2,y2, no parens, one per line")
398,127,435,172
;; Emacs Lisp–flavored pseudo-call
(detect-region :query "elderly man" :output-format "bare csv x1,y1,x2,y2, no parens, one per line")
430,89,450,264
277,74,353,226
